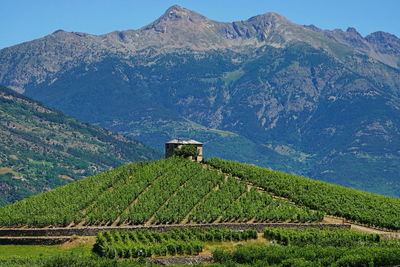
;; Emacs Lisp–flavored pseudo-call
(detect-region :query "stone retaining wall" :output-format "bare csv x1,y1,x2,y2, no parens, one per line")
0,223,350,237
0,237,72,245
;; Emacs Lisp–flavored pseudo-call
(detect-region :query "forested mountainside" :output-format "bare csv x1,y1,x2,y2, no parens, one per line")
0,158,398,230
0,5,399,196
0,85,161,205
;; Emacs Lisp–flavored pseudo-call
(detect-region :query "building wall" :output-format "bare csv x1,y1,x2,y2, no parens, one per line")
197,146,203,162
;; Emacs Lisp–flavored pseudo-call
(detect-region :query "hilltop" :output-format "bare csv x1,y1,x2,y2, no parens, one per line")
0,157,398,230
0,6,400,197
0,85,161,205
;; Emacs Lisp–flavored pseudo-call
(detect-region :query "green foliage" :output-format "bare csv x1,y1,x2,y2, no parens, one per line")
189,177,247,223
263,228,391,247
222,189,323,223
213,245,400,266
0,254,144,267
173,145,199,158
0,157,323,227
207,158,400,230
0,162,148,227
151,165,224,224
94,228,257,259
0,85,161,205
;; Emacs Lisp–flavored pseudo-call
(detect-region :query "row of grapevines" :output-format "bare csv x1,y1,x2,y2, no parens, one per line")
207,158,400,230
189,177,247,223
222,189,324,222
120,158,195,225
151,164,224,224
94,228,258,258
264,227,387,247
155,228,258,242
0,162,147,227
83,159,175,225
98,238,202,258
213,245,400,266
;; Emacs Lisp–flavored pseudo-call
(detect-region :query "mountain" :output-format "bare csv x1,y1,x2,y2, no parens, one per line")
2,5,399,94
0,6,399,197
0,158,398,230
0,85,161,205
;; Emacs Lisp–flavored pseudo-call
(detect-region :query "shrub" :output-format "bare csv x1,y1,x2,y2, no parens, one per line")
173,145,198,158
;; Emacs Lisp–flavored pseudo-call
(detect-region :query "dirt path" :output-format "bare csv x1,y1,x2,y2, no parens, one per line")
347,224,400,240
350,224,389,234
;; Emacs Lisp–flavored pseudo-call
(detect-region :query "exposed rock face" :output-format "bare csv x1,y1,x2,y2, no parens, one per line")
0,6,399,197
305,25,400,69
2,5,398,93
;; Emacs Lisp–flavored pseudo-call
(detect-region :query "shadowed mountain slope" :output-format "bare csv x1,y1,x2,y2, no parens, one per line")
0,85,161,205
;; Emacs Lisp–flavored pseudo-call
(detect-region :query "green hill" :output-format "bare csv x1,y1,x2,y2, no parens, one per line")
0,157,398,230
0,85,161,205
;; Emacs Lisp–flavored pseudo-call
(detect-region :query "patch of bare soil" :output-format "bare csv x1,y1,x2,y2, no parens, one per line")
60,236,96,249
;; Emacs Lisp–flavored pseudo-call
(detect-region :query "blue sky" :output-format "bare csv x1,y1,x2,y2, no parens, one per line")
1,0,399,49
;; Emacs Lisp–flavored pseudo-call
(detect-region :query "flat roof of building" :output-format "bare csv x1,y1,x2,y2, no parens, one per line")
166,139,203,145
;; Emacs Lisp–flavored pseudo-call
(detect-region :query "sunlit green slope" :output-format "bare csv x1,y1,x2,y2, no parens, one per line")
0,157,398,230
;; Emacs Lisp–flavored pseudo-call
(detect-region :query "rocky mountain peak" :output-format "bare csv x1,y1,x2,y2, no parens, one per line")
247,11,291,26
346,27,363,38
304,24,322,32
157,5,208,23
52,29,65,34
365,31,400,60
140,5,211,34
366,31,400,44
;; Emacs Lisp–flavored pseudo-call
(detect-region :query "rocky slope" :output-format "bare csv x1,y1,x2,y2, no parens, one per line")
1,5,399,94
0,6,399,197
0,85,161,205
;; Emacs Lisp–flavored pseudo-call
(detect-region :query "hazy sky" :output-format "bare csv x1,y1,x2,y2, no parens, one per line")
1,0,399,49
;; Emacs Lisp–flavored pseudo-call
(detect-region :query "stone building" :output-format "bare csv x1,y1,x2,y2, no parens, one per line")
165,139,203,162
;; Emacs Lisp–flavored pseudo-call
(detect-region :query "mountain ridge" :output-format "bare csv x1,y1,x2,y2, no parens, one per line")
1,5,399,94
0,85,161,205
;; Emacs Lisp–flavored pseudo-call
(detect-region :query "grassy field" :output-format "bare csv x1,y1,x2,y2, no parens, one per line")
0,237,95,259
202,233,269,254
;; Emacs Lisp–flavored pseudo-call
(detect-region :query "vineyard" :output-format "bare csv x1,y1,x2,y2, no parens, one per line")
263,227,397,247
213,245,400,266
91,227,400,264
94,228,257,258
207,158,400,230
0,157,399,229
213,227,400,266
0,157,323,227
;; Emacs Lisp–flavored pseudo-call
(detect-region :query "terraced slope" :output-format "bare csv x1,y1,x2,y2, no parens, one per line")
0,158,322,227
207,158,400,230
0,157,399,230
